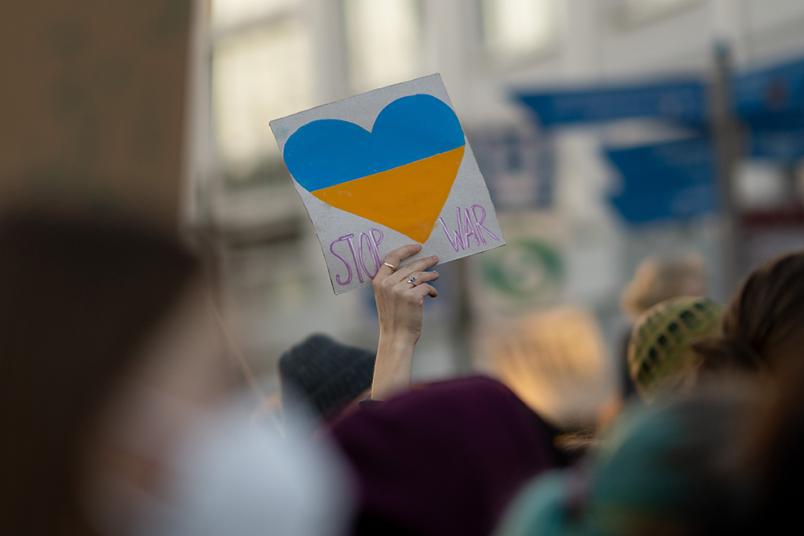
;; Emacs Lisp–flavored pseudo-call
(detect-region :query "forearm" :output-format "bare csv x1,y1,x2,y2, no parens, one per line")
371,332,416,400
369,245,437,400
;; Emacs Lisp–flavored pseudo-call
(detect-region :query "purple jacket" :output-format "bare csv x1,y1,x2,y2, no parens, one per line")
329,375,567,536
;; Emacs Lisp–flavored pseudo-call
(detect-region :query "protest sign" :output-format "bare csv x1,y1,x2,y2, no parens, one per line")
271,74,504,294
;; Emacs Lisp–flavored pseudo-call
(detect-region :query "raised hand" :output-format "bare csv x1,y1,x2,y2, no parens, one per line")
370,244,439,400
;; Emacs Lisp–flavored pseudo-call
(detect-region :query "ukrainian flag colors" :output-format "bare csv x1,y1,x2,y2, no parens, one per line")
283,94,465,242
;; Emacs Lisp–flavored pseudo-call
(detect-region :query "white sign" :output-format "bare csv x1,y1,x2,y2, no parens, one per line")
270,74,504,294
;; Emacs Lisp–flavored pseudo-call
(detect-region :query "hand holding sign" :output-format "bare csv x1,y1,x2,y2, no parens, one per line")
370,244,439,400
374,244,439,342
270,74,504,294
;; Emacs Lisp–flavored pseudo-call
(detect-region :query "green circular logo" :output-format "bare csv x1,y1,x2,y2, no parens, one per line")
480,238,563,301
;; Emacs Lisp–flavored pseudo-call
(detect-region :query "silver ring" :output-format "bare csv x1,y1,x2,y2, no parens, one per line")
383,262,397,271
407,275,417,285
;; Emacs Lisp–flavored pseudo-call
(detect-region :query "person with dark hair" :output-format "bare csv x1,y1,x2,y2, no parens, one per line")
744,355,804,533
695,251,804,373
279,334,376,420
0,208,351,536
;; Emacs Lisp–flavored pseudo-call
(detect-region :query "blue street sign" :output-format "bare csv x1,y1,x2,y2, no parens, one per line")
732,56,804,121
514,78,707,128
732,56,804,163
605,137,718,225
747,125,804,163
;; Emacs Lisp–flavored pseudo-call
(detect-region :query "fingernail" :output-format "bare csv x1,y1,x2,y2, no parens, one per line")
432,255,439,262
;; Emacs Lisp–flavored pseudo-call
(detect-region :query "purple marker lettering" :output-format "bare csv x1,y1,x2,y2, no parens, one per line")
370,228,384,268
329,235,354,286
461,206,482,247
358,232,380,279
470,205,488,245
342,233,363,283
439,207,466,252
471,204,500,242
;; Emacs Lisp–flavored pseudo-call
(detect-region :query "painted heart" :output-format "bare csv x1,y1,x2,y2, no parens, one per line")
283,94,465,243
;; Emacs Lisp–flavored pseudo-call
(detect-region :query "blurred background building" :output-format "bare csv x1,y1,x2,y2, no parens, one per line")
9,0,804,395
187,0,804,387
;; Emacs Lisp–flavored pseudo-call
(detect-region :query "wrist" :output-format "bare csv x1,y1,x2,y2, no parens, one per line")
372,332,416,400
378,328,419,348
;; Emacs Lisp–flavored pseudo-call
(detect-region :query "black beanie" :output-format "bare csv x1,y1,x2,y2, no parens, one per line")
279,334,376,419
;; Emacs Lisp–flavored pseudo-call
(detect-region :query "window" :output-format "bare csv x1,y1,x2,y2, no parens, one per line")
212,0,297,28
480,0,557,63
613,0,701,27
211,0,314,182
343,0,424,92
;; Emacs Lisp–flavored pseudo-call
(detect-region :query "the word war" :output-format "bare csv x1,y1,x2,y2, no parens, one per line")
439,204,500,252
330,228,385,287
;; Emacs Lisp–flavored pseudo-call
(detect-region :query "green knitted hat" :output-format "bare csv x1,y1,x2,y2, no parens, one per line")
628,297,723,401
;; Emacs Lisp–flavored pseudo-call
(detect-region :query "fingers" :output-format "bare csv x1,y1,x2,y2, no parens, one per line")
376,244,422,280
395,270,439,290
392,272,439,300
406,270,439,285
413,283,438,299
393,255,439,283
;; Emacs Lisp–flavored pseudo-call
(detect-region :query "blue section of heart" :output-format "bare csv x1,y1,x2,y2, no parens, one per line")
283,94,465,192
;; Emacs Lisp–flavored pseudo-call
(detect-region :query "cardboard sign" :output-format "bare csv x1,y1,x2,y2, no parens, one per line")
270,74,504,294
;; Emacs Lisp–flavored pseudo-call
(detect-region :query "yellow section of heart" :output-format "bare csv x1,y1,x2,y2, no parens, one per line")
312,146,465,243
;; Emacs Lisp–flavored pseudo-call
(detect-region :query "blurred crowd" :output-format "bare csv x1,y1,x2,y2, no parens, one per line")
2,205,804,536
5,2,804,535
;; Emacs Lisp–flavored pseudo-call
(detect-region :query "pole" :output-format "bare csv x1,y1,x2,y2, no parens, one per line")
709,42,743,295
